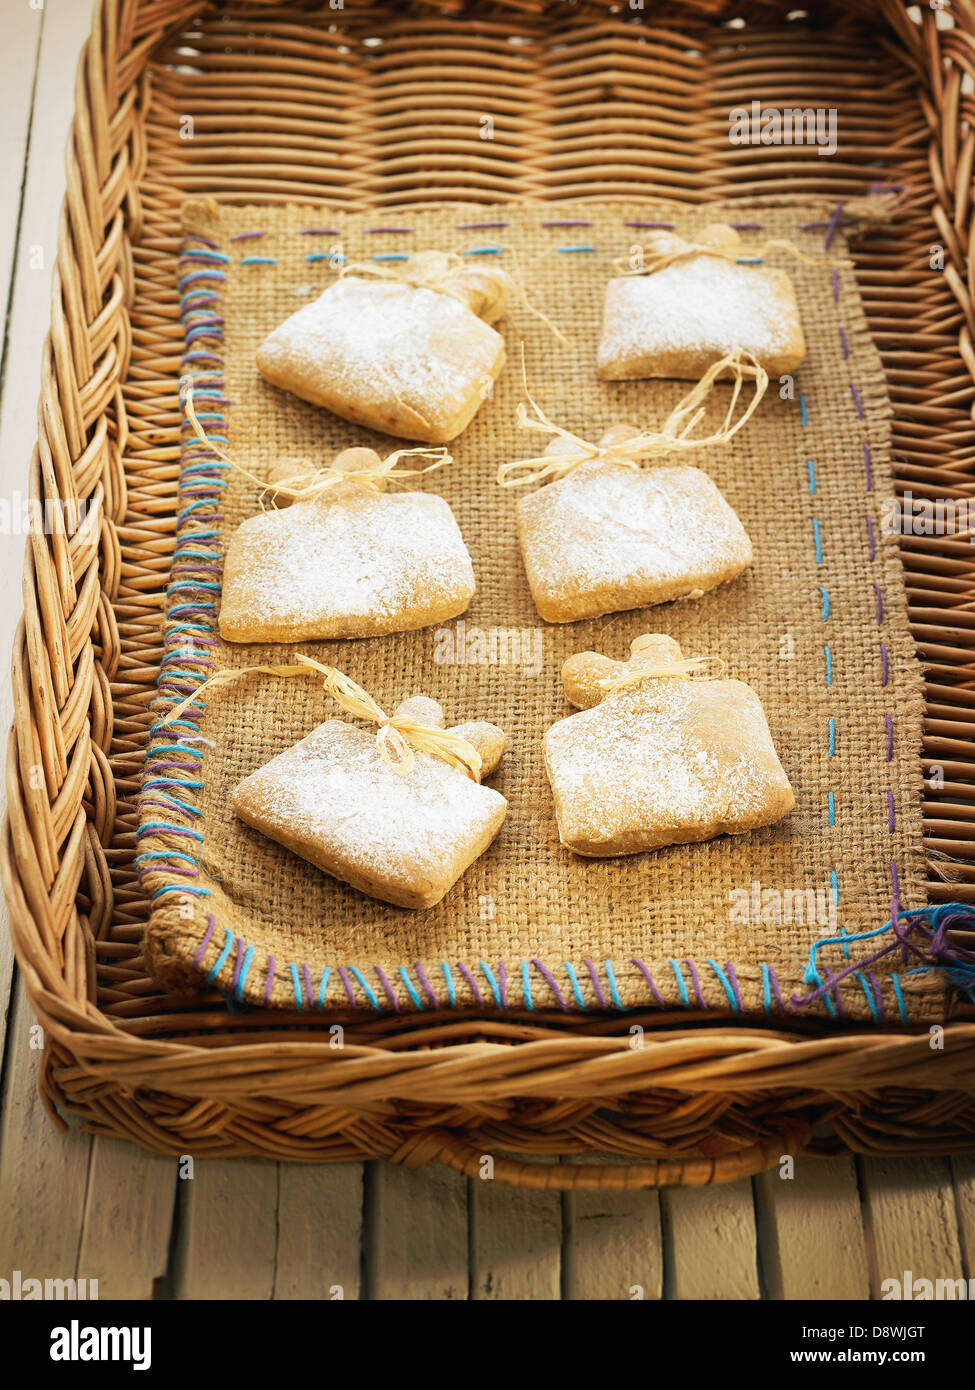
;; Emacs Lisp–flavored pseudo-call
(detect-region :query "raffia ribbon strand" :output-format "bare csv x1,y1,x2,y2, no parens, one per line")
498,346,769,488
340,249,570,345
159,655,483,780
599,655,724,691
614,223,852,277
179,380,450,502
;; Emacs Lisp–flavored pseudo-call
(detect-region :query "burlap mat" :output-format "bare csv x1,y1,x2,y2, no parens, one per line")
141,196,943,1023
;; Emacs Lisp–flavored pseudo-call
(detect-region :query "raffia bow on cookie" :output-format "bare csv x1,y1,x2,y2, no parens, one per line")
598,654,725,691
179,379,450,502
497,346,769,488
160,655,484,780
614,222,853,278
340,248,570,345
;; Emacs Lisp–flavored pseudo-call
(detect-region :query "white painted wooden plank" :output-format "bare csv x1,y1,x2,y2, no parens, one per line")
76,1139,177,1300
860,1156,965,1297
755,1157,870,1299
274,1163,363,1300
0,3,102,1290
0,0,88,1076
172,1159,278,1300
661,1178,760,1299
471,1158,561,1300
0,988,92,1277
365,1161,469,1300
0,0,42,308
563,1155,662,1301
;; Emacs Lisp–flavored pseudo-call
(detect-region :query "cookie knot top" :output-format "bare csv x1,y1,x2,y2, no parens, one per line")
561,634,712,709
340,249,510,324
617,221,851,279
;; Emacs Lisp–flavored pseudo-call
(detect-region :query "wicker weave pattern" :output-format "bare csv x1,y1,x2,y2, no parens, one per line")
4,0,975,1186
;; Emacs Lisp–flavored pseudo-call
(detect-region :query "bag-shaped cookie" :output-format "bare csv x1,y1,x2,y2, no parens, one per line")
256,251,508,443
544,634,794,857
597,225,807,381
230,666,508,909
499,351,766,623
219,446,476,642
511,426,752,623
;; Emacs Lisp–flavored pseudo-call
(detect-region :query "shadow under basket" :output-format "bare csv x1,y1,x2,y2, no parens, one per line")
6,0,975,1189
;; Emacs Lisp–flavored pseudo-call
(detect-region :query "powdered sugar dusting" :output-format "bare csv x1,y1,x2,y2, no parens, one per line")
256,277,504,440
597,257,803,376
517,460,752,621
220,488,475,641
544,678,794,855
233,720,508,907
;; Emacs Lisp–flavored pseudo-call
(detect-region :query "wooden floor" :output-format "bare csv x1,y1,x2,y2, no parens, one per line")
0,1,974,1301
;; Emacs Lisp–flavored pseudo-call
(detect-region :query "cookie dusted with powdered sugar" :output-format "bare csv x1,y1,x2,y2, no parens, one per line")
597,225,806,381
544,634,794,857
256,252,508,443
234,696,507,909
219,447,476,643
515,425,753,623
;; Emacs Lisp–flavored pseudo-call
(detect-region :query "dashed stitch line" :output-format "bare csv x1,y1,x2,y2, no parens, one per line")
207,928,234,982
584,958,608,1008
349,965,379,1009
317,968,332,1009
668,958,689,1007
564,961,587,1009
521,960,533,1009
479,960,502,1007
532,957,568,1009
289,962,303,1009
396,967,423,1010
373,965,398,1010
456,961,484,1007
604,959,624,1010
685,958,707,1009
629,957,666,1008
337,966,357,1008
414,961,439,1009
193,915,216,966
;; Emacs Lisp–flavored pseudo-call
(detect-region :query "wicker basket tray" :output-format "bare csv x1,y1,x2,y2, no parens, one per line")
5,0,975,1189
